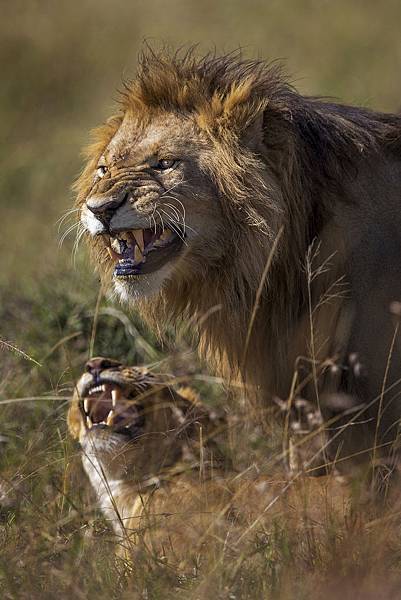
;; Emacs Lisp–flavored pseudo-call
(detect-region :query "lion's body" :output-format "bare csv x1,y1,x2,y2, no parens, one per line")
76,50,401,470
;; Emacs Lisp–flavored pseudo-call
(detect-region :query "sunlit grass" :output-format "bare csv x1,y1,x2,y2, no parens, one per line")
1,1,401,597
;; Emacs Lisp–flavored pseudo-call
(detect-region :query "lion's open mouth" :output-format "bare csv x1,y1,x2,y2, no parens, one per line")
81,381,144,438
104,226,184,278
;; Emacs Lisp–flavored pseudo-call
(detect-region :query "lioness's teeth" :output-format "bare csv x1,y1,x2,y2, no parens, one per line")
84,399,89,414
111,389,119,407
89,385,102,395
86,416,93,429
132,230,144,252
106,410,114,426
101,384,106,392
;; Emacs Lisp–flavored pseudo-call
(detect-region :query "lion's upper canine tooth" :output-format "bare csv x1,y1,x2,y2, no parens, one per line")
106,410,114,426
131,230,145,252
134,245,142,263
101,384,106,392
84,399,89,414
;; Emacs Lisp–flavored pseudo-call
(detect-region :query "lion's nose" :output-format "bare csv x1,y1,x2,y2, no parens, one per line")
86,357,122,376
86,194,125,218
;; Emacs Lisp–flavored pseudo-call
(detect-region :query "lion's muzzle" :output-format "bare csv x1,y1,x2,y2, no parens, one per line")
82,192,185,278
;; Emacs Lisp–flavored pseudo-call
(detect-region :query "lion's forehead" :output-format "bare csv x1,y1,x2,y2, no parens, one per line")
105,111,201,167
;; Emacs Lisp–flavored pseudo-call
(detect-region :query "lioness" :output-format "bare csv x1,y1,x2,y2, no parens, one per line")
68,357,349,569
75,49,401,472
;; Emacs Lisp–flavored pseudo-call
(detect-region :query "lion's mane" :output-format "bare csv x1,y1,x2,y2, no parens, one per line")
76,49,401,460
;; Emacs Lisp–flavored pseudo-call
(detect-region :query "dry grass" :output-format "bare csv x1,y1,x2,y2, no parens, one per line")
1,1,401,597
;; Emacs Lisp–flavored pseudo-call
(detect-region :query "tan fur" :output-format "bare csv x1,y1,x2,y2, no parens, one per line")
75,48,401,469
68,360,349,570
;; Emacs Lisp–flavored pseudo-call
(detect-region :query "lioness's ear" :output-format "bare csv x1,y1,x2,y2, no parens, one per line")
241,112,265,152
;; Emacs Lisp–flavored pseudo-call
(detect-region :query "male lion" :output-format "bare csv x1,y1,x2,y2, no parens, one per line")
75,49,401,473
68,357,348,569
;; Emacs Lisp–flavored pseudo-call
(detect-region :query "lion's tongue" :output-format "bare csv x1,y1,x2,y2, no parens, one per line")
86,386,140,429
88,389,113,423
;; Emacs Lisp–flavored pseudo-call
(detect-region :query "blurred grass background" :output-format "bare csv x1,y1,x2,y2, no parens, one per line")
1,1,401,597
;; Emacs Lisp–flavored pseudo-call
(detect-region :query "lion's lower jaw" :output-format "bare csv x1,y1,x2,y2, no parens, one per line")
113,263,173,301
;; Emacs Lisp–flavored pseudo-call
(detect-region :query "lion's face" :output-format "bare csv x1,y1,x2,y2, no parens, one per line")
80,110,227,300
68,356,215,482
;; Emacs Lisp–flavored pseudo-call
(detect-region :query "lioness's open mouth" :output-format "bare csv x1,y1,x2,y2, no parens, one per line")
81,380,144,438
104,226,184,278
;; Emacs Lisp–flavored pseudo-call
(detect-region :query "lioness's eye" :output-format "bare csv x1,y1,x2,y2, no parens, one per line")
96,165,108,179
155,159,176,170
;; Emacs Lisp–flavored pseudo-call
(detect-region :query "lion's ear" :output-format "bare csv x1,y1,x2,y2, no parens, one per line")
241,112,265,152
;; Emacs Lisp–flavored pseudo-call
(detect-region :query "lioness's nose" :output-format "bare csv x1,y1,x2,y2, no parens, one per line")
86,195,124,217
86,357,122,375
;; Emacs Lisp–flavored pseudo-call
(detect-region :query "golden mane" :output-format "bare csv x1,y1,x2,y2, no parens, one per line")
76,48,401,468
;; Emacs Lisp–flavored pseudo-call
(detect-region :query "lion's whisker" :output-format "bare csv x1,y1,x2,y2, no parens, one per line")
59,221,80,247
72,225,86,264
56,207,81,230
162,202,182,223
159,195,189,236
160,203,198,236
155,209,165,233
149,212,158,235
170,197,187,227
159,209,188,246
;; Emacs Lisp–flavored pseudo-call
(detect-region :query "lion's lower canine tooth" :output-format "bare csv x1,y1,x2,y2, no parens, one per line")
86,416,93,429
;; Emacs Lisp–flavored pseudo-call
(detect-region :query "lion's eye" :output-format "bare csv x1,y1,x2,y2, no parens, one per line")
155,159,176,170
96,165,108,179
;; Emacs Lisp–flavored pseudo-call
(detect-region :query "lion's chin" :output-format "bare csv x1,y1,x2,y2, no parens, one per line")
113,263,174,301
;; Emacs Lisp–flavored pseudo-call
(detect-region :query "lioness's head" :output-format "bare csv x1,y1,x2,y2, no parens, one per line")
68,357,223,483
76,49,285,302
